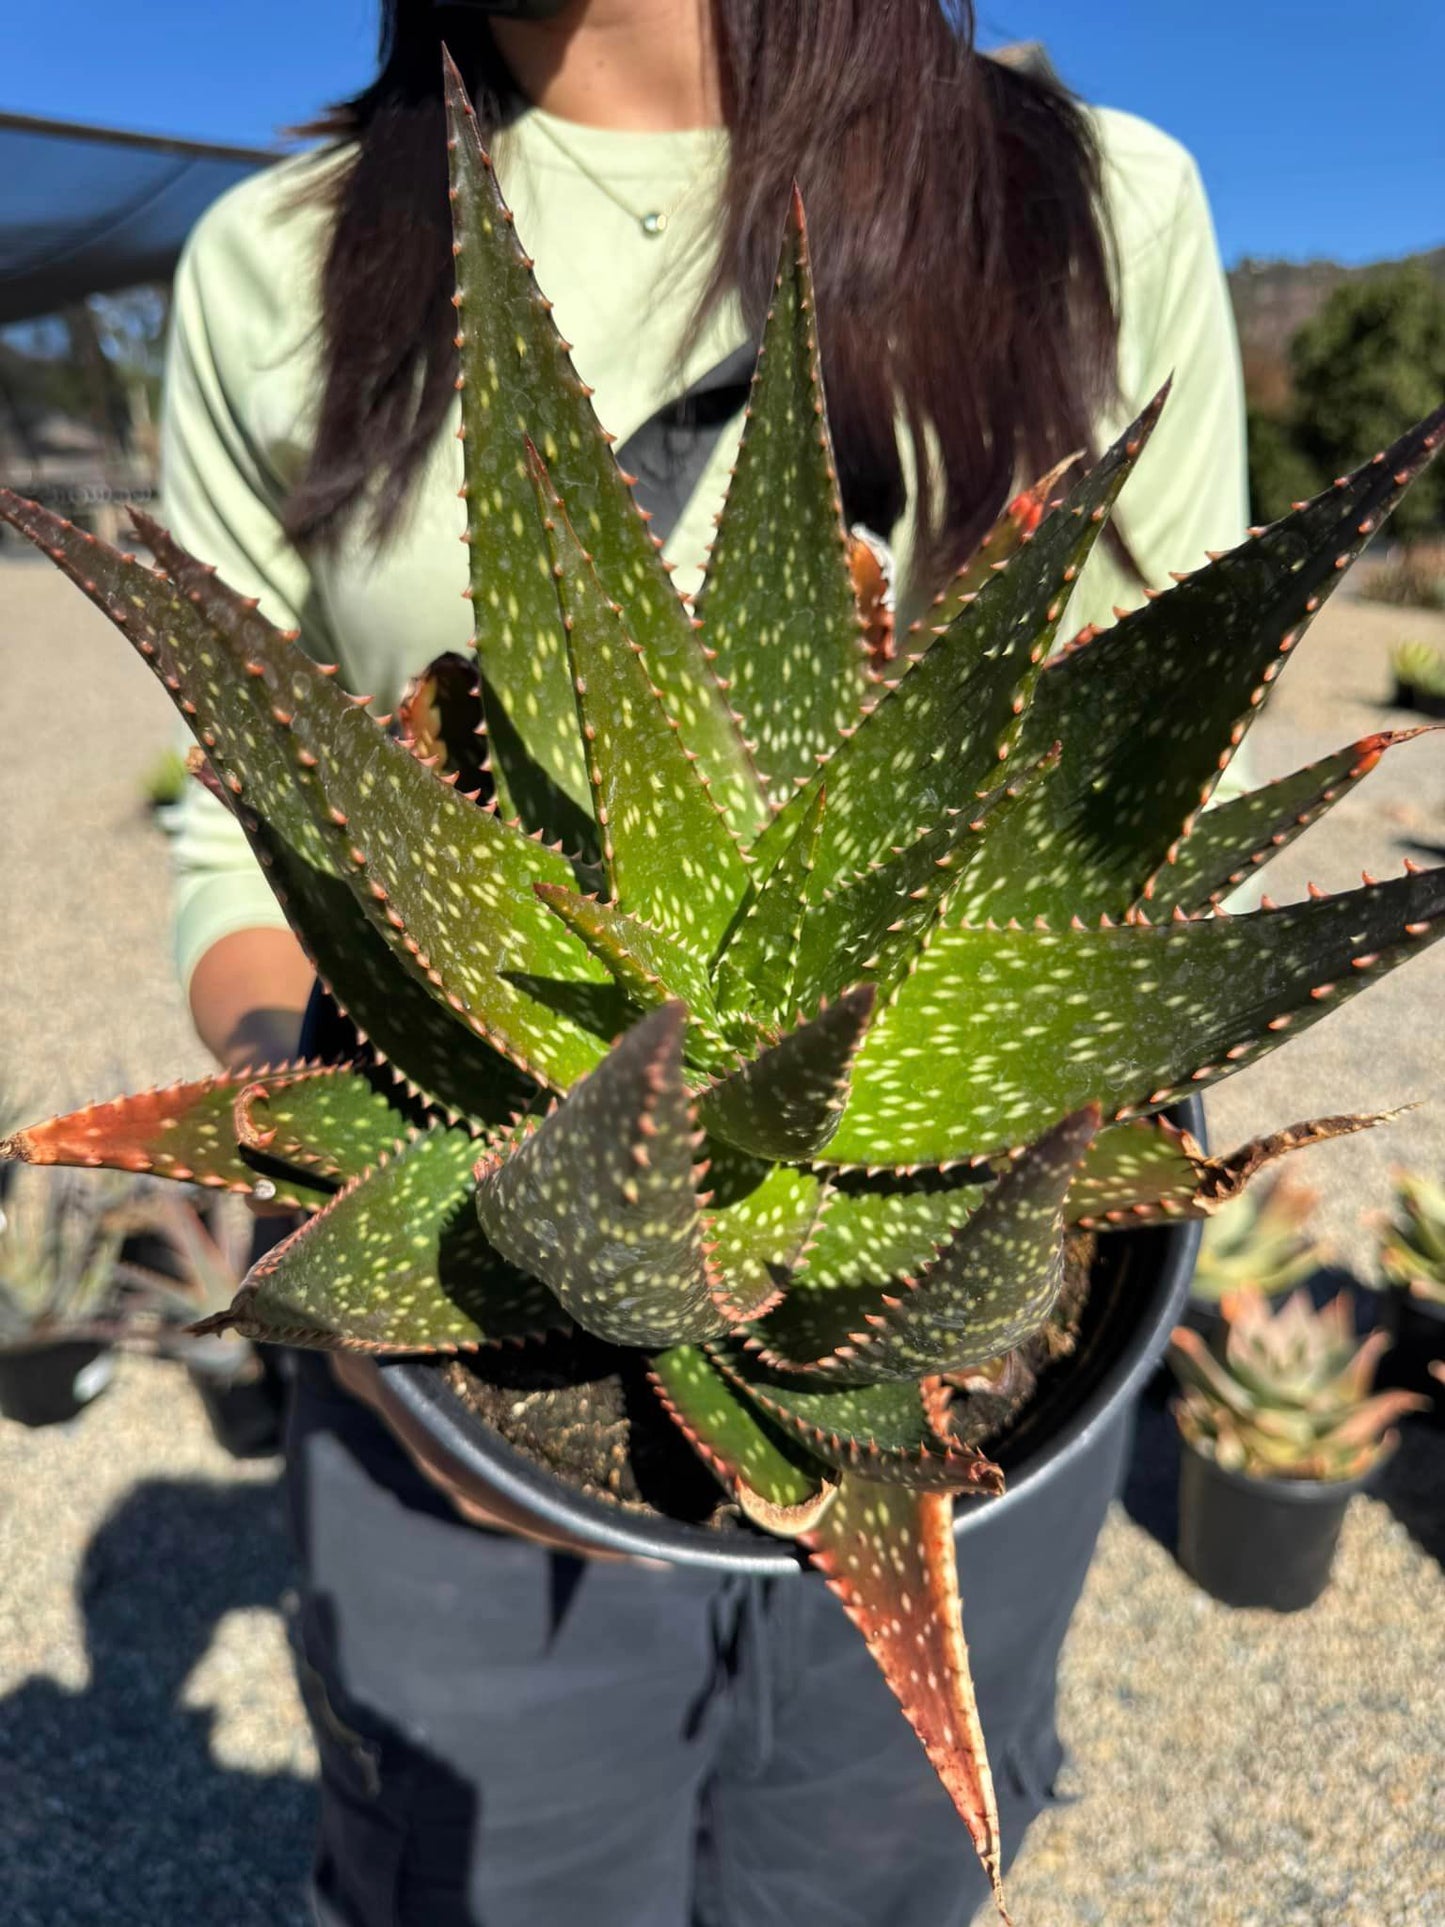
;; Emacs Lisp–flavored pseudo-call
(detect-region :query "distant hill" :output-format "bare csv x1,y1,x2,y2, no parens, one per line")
1228,247,1445,412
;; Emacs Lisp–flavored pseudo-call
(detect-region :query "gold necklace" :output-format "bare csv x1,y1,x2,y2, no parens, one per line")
530,114,706,239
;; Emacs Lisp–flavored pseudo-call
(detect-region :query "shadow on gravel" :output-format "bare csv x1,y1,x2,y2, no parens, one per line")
1373,1422,1445,1570
0,1476,314,1927
1120,1386,1182,1553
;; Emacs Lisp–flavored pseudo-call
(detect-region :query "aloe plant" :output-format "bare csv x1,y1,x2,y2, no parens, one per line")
1169,1289,1424,1480
1378,1170,1445,1307
2,60,1443,1916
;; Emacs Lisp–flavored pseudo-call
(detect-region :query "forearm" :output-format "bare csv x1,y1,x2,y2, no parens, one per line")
189,925,315,1073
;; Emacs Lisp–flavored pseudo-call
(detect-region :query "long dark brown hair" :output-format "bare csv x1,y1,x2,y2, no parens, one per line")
284,1,1121,594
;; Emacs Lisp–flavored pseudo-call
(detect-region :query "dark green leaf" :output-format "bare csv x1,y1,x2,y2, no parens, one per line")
903,455,1079,652
705,1164,823,1323
699,984,876,1160
474,1005,727,1346
0,490,536,1125
233,1065,413,1182
794,1109,1099,1380
747,391,1165,893
751,1177,988,1365
128,511,611,1093
649,1345,834,1530
791,749,1058,1010
444,57,766,837
1140,729,1434,914
531,450,752,951
831,866,1445,1165
958,405,1445,926
210,1126,564,1351
713,1347,1004,1492
531,883,743,1072
692,189,867,799
713,783,826,1021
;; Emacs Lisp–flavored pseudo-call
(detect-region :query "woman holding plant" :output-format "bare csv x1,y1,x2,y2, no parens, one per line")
163,1,1246,1920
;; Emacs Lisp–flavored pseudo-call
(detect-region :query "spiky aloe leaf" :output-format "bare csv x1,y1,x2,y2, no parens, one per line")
262,846,535,1122
1069,1110,1387,1229
791,749,1058,1011
130,511,612,1092
748,1176,986,1364
713,783,826,1021
443,56,765,839
692,189,866,798
908,454,1079,654
0,1073,333,1209
802,1481,1010,1921
1141,729,1436,914
713,1347,1004,1493
233,1064,413,1182
197,1126,563,1352
705,1163,823,1323
0,490,562,1123
532,882,743,1068
749,393,1163,893
530,451,752,951
699,985,875,1161
649,1345,838,1532
959,408,1445,926
832,867,1445,1165
474,1004,728,1346
772,1109,1098,1380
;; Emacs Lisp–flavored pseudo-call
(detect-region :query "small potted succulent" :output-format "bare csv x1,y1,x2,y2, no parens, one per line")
1184,1173,1324,1348
115,1193,288,1456
1376,1169,1445,1420
0,1166,129,1426
3,64,1445,1914
1169,1290,1425,1611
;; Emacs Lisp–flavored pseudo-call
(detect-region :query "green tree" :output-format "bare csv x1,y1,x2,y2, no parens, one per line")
1290,265,1445,538
1245,404,1324,526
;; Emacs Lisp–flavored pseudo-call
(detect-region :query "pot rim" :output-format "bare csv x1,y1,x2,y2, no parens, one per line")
381,1098,1205,1572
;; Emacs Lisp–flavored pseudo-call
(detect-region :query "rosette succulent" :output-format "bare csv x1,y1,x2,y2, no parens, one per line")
3,61,1444,1915
1378,1169,1445,1306
1169,1289,1424,1481
1189,1174,1324,1307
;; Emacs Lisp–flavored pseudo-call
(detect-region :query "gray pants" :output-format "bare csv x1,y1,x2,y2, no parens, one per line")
285,1356,1127,1926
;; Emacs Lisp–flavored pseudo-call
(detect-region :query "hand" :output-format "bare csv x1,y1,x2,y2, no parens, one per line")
329,1353,661,1565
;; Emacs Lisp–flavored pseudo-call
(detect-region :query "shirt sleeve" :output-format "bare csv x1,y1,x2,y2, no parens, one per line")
1064,132,1252,798
1067,143,1249,632
160,208,337,994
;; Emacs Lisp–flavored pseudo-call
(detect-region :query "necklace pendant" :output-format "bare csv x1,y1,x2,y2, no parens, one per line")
641,211,668,237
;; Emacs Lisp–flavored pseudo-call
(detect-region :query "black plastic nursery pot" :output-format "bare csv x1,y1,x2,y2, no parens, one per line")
1378,1288,1445,1425
377,1100,1207,1574
0,1339,113,1428
1176,1438,1371,1612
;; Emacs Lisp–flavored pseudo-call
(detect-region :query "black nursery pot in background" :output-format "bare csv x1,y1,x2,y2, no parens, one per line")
1377,1290,1445,1426
0,1340,113,1428
1176,1441,1368,1612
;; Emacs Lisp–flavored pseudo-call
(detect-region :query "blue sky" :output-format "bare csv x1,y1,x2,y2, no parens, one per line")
6,1,1442,266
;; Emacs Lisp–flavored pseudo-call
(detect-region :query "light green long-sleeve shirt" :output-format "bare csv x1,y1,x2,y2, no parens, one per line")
161,101,1247,991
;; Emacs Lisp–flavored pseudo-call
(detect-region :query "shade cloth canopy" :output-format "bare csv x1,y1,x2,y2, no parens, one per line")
0,110,276,325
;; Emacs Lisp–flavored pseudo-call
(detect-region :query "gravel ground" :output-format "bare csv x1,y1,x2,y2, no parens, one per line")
1,548,1443,1926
